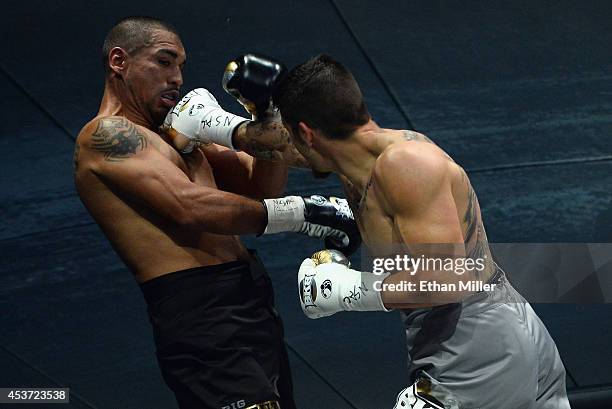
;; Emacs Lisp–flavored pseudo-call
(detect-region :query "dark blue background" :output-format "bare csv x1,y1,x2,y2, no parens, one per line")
1,1,611,407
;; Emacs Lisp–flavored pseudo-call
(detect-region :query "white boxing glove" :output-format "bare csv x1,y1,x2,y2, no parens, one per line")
161,88,250,153
298,250,390,319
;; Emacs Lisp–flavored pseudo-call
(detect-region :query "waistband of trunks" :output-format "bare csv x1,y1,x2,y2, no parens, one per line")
139,249,264,306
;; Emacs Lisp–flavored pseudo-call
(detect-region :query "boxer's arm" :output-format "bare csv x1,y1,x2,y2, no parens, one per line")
221,118,306,198
375,146,468,308
201,141,288,199
204,119,306,198
232,119,310,168
81,117,267,235
222,53,309,170
161,87,304,197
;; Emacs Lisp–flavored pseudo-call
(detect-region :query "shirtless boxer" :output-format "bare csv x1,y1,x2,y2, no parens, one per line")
270,55,571,408
74,18,360,409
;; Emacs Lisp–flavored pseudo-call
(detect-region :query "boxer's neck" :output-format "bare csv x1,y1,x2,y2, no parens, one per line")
99,80,155,130
319,120,397,192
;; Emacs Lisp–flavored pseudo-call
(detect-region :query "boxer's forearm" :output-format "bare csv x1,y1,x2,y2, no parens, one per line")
180,188,267,235
233,120,310,168
247,159,288,199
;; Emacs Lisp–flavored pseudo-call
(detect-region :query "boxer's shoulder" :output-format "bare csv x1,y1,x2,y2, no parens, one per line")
77,115,164,163
78,115,131,136
373,139,451,211
375,140,448,183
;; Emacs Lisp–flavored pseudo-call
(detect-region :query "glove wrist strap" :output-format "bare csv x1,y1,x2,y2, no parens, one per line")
197,106,249,150
262,196,306,234
351,271,391,312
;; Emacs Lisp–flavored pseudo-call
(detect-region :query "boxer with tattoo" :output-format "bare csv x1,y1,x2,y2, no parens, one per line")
74,17,360,409
271,54,570,409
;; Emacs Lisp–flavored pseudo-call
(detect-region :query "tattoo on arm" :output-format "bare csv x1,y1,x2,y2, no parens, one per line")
285,144,310,168
90,117,147,162
234,120,310,167
463,186,478,241
243,139,283,161
462,178,489,280
246,121,287,159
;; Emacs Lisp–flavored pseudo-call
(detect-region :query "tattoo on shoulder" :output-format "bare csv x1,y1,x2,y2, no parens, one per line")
403,130,418,142
403,130,433,144
90,117,147,162
404,130,455,162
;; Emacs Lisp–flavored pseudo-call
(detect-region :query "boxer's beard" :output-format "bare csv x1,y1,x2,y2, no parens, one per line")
312,169,332,179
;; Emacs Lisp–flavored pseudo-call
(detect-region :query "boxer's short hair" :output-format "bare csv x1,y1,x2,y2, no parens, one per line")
273,54,370,139
102,16,179,73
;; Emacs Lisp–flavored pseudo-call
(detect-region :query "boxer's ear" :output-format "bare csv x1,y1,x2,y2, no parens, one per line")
108,47,128,77
297,121,315,148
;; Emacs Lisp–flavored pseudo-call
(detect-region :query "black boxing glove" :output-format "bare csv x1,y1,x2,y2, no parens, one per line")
222,53,286,120
262,195,362,256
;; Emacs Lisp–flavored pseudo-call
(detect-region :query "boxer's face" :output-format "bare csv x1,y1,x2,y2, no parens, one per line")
286,121,334,176
121,29,186,127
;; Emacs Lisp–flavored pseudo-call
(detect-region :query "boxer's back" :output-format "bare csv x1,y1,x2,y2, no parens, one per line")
347,129,495,281
74,115,247,283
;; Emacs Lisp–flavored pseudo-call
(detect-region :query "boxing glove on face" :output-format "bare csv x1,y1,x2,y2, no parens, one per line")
161,88,249,152
222,53,286,120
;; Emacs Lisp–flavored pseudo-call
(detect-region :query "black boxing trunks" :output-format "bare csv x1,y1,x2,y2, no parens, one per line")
140,250,296,409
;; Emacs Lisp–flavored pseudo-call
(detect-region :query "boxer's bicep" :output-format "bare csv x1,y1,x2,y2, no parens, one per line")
86,135,200,225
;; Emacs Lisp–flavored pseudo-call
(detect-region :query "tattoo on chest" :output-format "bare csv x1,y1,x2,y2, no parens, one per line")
90,117,147,162
343,178,360,208
355,174,374,214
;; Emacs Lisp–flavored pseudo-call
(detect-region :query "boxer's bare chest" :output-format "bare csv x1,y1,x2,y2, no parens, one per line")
341,174,396,249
